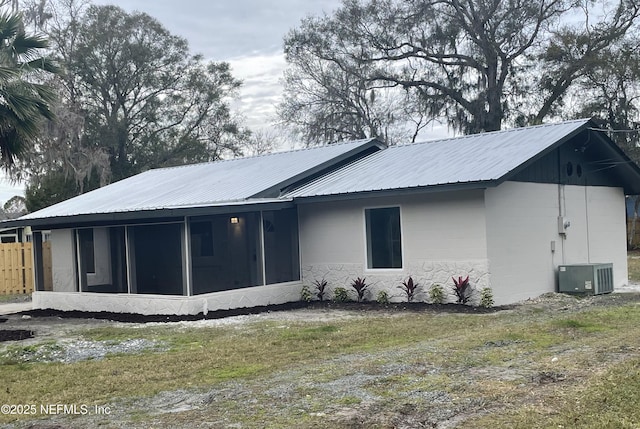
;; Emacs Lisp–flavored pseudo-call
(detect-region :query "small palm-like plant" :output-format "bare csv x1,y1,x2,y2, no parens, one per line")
452,275,472,304
350,277,368,302
397,276,420,302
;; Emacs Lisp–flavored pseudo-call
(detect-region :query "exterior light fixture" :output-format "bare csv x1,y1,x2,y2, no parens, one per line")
230,217,239,224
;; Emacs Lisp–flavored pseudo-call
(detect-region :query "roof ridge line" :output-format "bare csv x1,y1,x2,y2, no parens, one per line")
143,138,378,173
399,118,590,148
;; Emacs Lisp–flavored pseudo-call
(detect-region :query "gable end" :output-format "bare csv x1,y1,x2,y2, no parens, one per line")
510,128,640,193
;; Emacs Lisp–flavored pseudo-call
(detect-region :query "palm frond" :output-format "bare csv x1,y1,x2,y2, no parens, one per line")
0,11,58,166
0,13,21,42
0,66,19,80
13,33,49,52
23,58,61,74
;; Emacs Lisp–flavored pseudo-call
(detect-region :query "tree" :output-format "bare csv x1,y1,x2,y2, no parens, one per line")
0,9,57,166
280,28,434,145
3,194,26,214
281,0,640,139
63,4,247,180
569,33,640,246
25,168,78,211
18,2,249,209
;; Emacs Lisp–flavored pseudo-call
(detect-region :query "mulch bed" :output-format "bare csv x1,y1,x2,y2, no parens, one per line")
20,300,506,324
0,329,34,342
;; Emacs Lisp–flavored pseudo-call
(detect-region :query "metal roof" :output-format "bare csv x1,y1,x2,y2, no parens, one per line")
19,138,382,223
9,118,640,229
284,119,591,198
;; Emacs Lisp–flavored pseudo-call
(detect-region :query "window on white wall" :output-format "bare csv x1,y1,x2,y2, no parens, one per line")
365,207,402,269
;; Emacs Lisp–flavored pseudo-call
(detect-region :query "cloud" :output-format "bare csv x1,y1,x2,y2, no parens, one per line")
93,0,342,60
228,52,287,130
0,178,23,204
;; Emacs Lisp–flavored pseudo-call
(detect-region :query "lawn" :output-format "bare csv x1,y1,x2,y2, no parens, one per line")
628,249,640,282
1,292,640,428
0,294,31,303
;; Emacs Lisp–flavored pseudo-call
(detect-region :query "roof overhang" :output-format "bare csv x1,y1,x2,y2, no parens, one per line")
291,180,495,204
1,199,294,230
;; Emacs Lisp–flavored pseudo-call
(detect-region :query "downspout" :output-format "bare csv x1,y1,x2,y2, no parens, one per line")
558,184,566,265
584,178,591,264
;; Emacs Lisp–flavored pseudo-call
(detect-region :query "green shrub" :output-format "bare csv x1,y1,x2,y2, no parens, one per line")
376,290,390,305
333,287,350,302
480,287,494,308
300,285,313,302
429,284,445,304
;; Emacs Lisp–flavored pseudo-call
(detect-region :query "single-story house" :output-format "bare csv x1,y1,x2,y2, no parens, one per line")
3,118,640,314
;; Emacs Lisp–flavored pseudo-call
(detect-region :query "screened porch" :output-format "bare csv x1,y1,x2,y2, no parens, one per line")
31,207,300,297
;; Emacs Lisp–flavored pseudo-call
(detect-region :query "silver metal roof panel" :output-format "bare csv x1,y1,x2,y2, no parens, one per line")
285,119,590,198
21,138,381,221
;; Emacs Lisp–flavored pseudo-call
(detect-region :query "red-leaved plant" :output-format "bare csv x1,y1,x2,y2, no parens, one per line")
350,277,368,302
398,276,420,302
452,275,472,304
313,279,328,301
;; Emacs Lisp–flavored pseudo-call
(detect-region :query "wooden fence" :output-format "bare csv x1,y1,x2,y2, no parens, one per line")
0,242,52,295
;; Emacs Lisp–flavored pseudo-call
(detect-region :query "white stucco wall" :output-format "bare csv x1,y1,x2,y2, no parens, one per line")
579,185,628,284
485,182,627,305
50,229,76,292
298,191,490,303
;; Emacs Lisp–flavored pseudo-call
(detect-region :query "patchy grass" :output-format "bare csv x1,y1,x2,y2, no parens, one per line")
0,293,31,303
471,357,640,428
1,295,640,427
628,250,640,282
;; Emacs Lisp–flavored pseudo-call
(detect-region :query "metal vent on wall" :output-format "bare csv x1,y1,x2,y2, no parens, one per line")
558,263,614,295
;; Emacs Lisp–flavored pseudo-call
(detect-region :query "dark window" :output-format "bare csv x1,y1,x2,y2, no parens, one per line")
131,223,184,295
566,162,573,177
190,213,263,294
190,221,214,257
78,229,95,274
263,208,300,284
576,164,583,178
365,207,402,269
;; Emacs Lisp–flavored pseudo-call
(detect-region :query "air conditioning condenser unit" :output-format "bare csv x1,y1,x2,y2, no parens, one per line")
558,263,614,295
